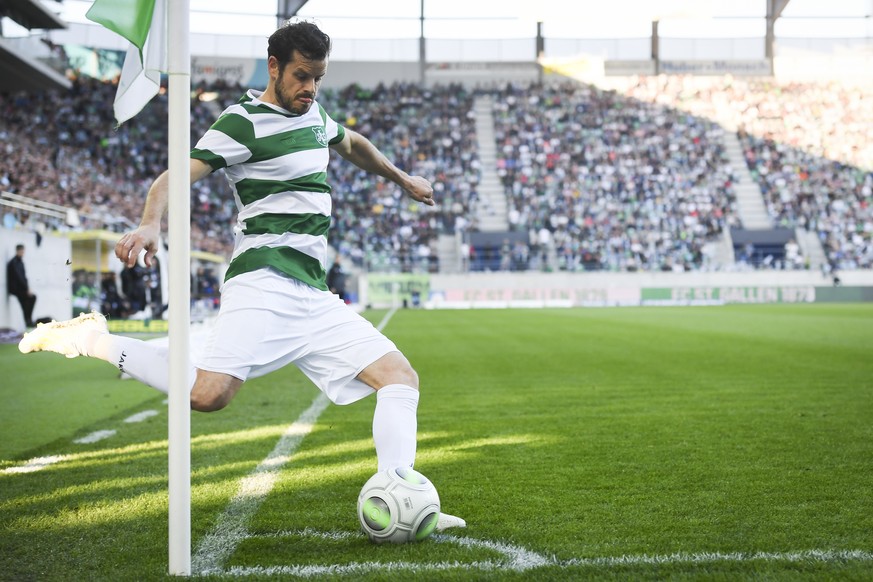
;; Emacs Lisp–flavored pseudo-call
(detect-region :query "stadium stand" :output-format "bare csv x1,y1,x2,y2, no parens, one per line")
316,83,478,273
624,76,873,270
1,77,240,255
0,0,69,92
0,79,478,272
489,81,737,272
1,75,870,273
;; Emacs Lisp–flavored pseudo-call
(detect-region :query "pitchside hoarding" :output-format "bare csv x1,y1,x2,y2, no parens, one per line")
402,273,873,309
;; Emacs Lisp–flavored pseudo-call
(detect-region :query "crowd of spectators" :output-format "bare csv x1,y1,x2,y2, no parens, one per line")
739,134,872,269
0,76,237,254
2,74,871,274
625,75,873,270
0,78,476,272
491,81,737,272
317,83,478,272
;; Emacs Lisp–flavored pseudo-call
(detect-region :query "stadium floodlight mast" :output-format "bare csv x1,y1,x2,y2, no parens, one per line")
166,0,192,576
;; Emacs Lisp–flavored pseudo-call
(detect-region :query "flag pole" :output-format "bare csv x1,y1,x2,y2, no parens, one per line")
166,0,192,576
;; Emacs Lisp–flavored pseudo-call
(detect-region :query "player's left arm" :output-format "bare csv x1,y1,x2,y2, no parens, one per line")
331,128,434,206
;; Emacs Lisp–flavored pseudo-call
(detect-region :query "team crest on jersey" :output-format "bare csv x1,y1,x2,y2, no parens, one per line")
312,126,328,147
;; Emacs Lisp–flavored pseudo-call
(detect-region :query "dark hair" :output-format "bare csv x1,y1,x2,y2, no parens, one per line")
15,244,24,251
268,21,331,66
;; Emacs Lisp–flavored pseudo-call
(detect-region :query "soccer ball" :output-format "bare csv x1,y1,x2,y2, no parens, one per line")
357,467,440,544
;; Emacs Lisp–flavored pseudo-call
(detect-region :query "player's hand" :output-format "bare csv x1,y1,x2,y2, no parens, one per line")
115,224,161,268
405,175,435,206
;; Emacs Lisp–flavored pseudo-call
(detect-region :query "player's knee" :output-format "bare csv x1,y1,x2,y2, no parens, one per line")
397,364,419,390
189,374,241,412
359,352,420,391
190,386,231,412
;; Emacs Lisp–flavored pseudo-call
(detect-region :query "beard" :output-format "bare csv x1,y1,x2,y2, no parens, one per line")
274,70,312,115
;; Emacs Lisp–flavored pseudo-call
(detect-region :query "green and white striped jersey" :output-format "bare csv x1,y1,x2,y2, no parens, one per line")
191,89,346,291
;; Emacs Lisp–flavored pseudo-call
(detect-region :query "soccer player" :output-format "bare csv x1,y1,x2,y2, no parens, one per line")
19,20,464,531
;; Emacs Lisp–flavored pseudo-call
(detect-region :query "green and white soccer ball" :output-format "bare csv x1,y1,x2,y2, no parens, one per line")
357,467,440,544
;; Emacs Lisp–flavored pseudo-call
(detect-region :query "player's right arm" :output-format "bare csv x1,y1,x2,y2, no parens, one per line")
115,158,213,268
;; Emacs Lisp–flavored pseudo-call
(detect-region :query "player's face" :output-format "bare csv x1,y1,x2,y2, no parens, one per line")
271,51,327,115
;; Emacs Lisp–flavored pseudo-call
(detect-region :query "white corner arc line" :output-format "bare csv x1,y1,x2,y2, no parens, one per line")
74,429,117,444
200,529,873,577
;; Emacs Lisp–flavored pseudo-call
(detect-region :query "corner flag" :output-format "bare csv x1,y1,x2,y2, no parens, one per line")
90,0,192,574
86,0,167,125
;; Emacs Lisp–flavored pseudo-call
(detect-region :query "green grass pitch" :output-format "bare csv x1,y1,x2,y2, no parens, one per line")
1,304,872,580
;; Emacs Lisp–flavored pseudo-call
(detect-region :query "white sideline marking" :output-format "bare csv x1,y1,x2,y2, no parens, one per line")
191,394,330,574
192,307,399,575
2,455,68,474
74,430,117,444
375,307,398,331
123,410,159,423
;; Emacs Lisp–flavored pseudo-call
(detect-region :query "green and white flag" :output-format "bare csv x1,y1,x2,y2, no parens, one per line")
86,0,166,125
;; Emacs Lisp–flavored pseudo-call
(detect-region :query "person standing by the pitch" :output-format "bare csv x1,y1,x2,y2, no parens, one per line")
7,244,36,328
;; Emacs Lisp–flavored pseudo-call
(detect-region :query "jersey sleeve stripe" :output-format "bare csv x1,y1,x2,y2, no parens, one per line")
191,148,227,171
193,127,253,168
329,125,345,145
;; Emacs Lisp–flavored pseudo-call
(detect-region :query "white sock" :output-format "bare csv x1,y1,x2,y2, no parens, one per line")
87,332,195,395
373,384,419,472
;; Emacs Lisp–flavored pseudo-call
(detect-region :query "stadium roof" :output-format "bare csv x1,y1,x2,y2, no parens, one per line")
41,0,873,40
0,39,70,91
2,0,871,91
0,0,68,92
0,0,65,30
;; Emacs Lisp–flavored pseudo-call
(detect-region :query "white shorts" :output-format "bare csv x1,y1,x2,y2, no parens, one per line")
195,269,398,405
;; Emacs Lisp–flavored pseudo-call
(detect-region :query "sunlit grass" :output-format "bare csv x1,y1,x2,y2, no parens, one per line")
2,304,873,580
